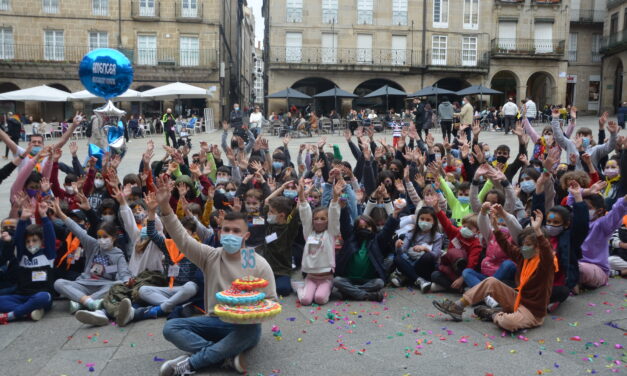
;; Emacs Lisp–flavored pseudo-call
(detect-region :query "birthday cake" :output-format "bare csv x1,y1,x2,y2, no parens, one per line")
214,277,281,324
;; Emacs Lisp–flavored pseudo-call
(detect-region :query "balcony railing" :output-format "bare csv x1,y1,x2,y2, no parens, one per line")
570,9,606,23
269,47,420,67
425,49,490,69
497,0,524,4
491,38,565,57
0,44,217,68
600,29,627,53
175,1,203,21
534,0,561,4
131,1,160,20
607,0,624,10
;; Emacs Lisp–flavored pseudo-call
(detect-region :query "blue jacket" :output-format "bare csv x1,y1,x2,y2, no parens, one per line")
336,206,398,280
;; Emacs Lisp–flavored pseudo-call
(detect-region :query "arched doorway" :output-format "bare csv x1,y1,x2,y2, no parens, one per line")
0,83,19,114
0,82,19,93
353,78,405,113
614,60,623,112
47,83,72,121
290,77,336,115
429,78,471,107
490,71,519,107
526,72,555,110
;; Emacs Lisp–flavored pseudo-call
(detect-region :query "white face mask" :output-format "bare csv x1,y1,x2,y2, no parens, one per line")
102,214,115,223
65,186,75,195
98,237,113,250
94,179,105,189
26,243,41,254
245,204,260,213
267,214,278,224
544,135,553,145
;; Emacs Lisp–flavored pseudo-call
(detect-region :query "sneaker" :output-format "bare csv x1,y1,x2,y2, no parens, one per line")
432,298,464,321
159,355,194,376
366,291,384,302
484,295,499,308
223,352,247,374
69,301,82,315
429,282,445,293
473,305,502,322
390,276,402,287
86,299,103,311
415,277,431,293
116,298,134,327
75,309,109,326
547,301,560,314
0,313,9,325
30,309,45,321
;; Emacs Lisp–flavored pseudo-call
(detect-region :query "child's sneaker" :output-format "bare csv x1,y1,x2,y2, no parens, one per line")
69,301,82,315
222,352,247,374
547,301,560,314
159,355,194,376
0,313,9,325
75,309,109,326
115,298,134,327
86,299,103,311
429,282,445,293
389,271,403,287
484,295,499,308
432,298,464,321
473,305,502,321
366,291,385,302
30,309,45,321
415,277,431,293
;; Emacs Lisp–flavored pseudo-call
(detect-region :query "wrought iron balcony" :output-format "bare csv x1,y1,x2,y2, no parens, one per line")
496,0,524,4
570,9,606,23
269,46,421,69
175,1,203,22
491,38,565,58
425,49,490,70
131,1,160,20
600,29,627,54
607,0,625,10
0,44,217,69
533,0,561,4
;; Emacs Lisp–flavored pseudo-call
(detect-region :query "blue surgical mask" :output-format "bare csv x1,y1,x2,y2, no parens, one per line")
284,190,298,199
217,188,226,195
225,191,236,199
418,221,433,231
140,227,149,240
216,177,229,185
25,188,38,198
544,225,563,237
520,180,536,194
221,234,243,254
582,137,590,148
520,245,536,259
458,196,470,205
272,161,283,170
460,227,475,238
30,146,42,156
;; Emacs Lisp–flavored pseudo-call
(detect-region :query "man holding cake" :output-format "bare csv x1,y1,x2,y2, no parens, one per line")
154,175,278,376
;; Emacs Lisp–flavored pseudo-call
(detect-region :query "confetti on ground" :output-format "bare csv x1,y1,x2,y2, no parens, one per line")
153,357,165,362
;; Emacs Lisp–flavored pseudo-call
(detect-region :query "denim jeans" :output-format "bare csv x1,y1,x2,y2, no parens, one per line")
275,275,293,297
163,315,261,371
462,260,517,288
0,292,53,318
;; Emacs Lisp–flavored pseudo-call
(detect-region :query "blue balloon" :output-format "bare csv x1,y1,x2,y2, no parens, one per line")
79,48,134,100
107,121,125,147
88,143,106,170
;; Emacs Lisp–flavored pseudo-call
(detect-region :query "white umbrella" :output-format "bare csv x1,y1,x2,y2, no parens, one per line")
0,85,70,102
139,82,213,100
69,89,144,102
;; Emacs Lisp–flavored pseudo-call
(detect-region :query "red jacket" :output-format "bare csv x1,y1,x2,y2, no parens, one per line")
436,210,483,280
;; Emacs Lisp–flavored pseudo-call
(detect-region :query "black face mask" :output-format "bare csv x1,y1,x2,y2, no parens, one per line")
496,155,508,164
619,227,627,243
356,228,374,240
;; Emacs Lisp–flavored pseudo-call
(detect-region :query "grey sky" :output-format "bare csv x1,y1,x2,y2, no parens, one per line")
249,0,264,49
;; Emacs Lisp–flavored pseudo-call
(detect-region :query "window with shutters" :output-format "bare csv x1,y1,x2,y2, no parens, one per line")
433,0,448,28
357,0,373,25
461,36,477,66
44,30,64,61
89,31,108,50
42,0,59,13
137,34,157,65
285,32,302,63
568,33,577,62
286,0,303,23
393,0,408,26
322,0,338,24
180,36,199,66
431,35,447,65
0,28,13,59
463,0,478,29
0,0,10,11
93,0,108,16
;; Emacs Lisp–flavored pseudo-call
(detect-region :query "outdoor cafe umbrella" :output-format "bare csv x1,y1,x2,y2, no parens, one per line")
69,89,146,102
140,82,215,113
456,85,503,111
267,88,312,112
0,85,70,102
408,85,457,109
363,85,407,112
313,87,357,113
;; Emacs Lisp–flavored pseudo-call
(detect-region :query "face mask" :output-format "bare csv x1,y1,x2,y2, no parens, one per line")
455,167,462,175
533,166,542,173
582,137,590,148
267,214,278,224
216,177,229,185
225,191,236,199
418,221,433,231
65,186,75,195
520,180,536,194
544,135,553,145
98,237,113,250
245,204,259,213
376,226,384,232
460,227,475,238
30,146,42,156
496,155,508,164
520,245,536,259
434,153,442,160
284,190,298,199
544,225,563,237
217,188,226,195
234,106,240,111
102,214,115,223
357,228,374,240
272,161,284,170
221,234,243,254
588,209,597,221
134,212,146,223
484,152,491,159
26,188,38,198
94,179,105,189
458,196,470,205
604,168,619,178
26,243,40,254
462,100,466,105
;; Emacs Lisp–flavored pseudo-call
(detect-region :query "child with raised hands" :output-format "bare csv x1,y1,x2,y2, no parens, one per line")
433,210,556,332
0,200,55,323
295,177,341,306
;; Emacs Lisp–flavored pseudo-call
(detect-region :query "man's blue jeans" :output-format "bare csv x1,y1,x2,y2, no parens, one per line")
163,315,261,371
462,260,517,288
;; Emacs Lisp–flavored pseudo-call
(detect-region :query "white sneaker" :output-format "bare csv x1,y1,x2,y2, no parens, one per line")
116,298,134,327
30,308,45,321
160,355,194,376
86,299,103,311
429,282,445,293
75,309,109,326
390,277,402,287
69,301,82,315
223,352,247,374
484,295,499,308
415,277,431,293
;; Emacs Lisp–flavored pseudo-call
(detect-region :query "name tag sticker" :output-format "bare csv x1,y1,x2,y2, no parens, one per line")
168,264,180,277
105,265,118,274
252,217,265,225
32,271,47,282
265,232,278,244
307,235,320,245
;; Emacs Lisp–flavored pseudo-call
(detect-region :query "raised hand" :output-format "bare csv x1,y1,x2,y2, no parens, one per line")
607,120,619,134
570,106,577,120
155,174,173,205
530,209,544,234
37,201,50,218
424,191,439,210
72,112,85,124
333,178,346,200
110,186,127,205
471,144,486,164
598,111,608,128
568,180,583,202
52,147,63,162
110,154,122,170
283,134,291,146
144,191,159,212
69,141,78,156
20,199,34,219
40,177,51,193
232,197,242,212
343,129,351,141
75,191,91,211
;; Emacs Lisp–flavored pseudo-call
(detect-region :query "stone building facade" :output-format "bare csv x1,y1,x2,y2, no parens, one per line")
263,0,605,116
0,0,254,122
600,0,627,113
